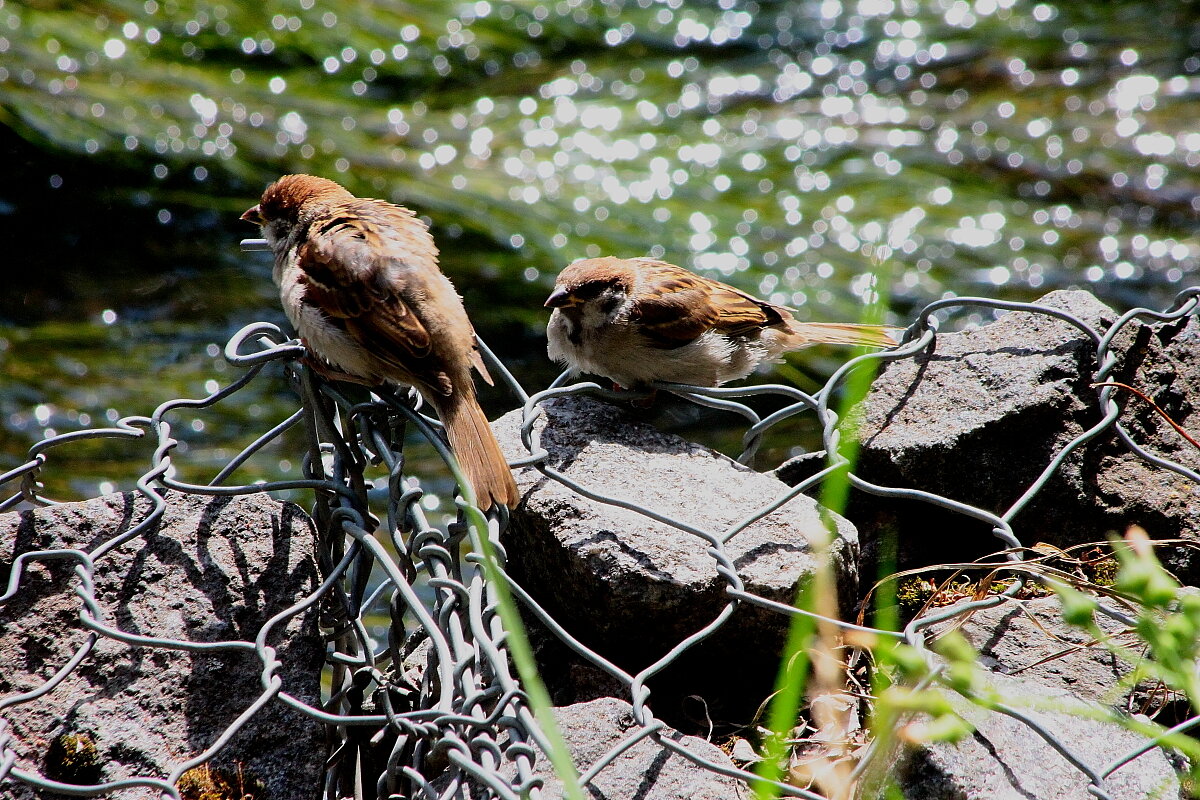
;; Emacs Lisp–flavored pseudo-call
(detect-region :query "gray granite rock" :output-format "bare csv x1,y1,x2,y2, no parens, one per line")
520,697,744,800
930,595,1147,707
0,490,324,799
851,289,1200,580
894,670,1183,800
493,394,858,725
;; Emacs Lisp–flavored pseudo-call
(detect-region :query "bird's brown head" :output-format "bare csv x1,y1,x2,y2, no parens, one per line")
240,174,354,243
544,257,636,311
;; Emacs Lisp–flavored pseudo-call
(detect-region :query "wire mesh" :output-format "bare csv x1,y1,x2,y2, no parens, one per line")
1,286,1199,800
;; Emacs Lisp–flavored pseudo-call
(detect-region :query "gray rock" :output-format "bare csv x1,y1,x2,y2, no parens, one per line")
519,697,744,800
894,670,1182,799
851,289,1200,580
494,394,858,725
930,596,1150,708
0,490,324,799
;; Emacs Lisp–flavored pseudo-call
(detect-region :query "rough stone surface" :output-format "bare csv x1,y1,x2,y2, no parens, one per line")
895,671,1183,800
850,289,1200,580
493,395,858,726
513,697,744,800
931,596,1147,707
0,490,324,799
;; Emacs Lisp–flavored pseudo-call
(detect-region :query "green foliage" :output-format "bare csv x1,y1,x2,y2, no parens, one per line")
862,535,1200,795
1107,536,1200,707
874,633,979,741
751,587,816,799
1114,539,1185,610
1052,581,1100,628
1044,534,1200,784
893,578,936,620
930,631,985,699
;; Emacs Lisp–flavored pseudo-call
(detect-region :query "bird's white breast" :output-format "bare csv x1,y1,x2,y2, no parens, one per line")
547,305,761,387
277,258,378,379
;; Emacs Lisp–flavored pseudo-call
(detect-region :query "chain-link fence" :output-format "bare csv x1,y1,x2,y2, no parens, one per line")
2,286,1199,799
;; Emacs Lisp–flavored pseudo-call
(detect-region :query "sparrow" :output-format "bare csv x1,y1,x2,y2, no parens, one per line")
241,174,518,510
545,256,899,388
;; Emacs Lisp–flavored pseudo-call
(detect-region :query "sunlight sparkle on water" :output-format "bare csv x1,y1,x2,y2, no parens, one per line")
1111,75,1159,111
1134,133,1174,157
1,0,1195,370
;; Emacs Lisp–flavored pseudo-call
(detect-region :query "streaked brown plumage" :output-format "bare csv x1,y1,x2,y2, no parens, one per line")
242,174,518,510
545,256,898,387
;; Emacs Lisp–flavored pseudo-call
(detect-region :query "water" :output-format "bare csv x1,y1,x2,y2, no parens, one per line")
2,0,1198,500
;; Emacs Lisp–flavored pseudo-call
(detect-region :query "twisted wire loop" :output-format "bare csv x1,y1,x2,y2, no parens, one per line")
0,288,1197,799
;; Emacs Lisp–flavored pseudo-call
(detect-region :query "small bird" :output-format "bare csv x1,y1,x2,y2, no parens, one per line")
241,174,518,510
545,256,899,388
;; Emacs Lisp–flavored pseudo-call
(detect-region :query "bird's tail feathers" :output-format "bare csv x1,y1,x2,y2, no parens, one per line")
782,322,901,351
434,391,519,511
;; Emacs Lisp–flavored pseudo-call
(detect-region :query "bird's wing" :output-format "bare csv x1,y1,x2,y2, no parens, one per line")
297,202,461,395
628,260,786,348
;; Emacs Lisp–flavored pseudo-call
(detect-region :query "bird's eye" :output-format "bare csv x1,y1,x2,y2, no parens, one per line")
572,281,608,300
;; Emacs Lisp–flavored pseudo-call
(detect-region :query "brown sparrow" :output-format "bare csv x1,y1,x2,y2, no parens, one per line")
545,256,899,388
241,174,518,510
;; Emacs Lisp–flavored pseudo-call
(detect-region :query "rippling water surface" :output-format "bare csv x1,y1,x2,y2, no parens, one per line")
2,0,1198,502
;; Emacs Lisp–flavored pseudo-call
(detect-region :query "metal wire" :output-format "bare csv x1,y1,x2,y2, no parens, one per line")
1,288,1198,799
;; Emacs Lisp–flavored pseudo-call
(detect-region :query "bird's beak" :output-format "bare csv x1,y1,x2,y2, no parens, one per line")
240,204,265,225
544,286,575,309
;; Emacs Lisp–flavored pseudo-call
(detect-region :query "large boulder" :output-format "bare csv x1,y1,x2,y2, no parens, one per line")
0,490,325,799
493,394,858,727
851,290,1200,580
